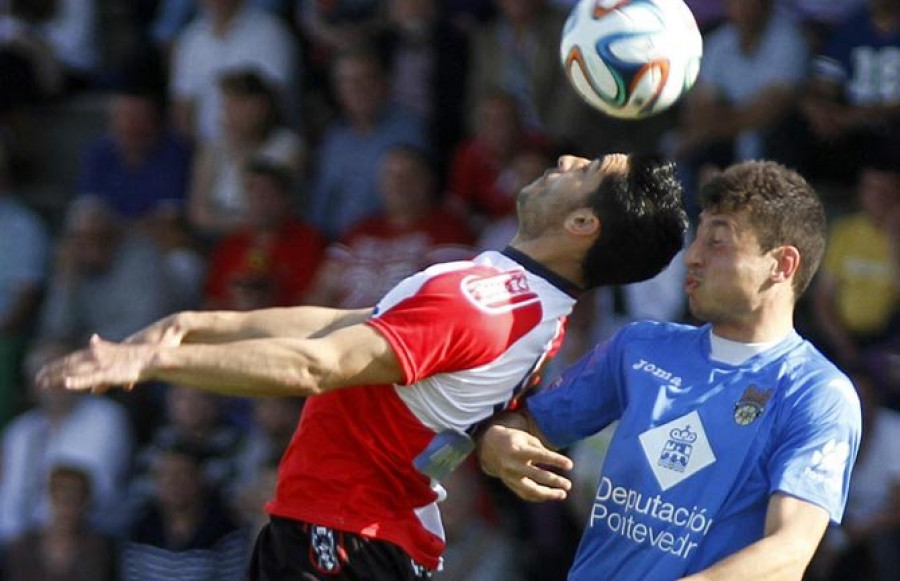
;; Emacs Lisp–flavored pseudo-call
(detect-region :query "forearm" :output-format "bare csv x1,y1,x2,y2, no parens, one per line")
144,338,329,397
176,306,372,343
680,535,812,581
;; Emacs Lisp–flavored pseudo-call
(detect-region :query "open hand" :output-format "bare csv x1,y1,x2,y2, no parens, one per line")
478,424,573,502
36,335,157,394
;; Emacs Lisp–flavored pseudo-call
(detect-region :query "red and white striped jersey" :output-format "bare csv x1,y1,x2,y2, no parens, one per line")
266,249,578,569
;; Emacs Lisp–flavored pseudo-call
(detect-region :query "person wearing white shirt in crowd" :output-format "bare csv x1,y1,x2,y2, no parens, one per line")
171,0,298,142
0,342,133,542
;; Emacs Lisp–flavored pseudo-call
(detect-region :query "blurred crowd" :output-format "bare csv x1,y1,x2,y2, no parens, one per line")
0,0,897,580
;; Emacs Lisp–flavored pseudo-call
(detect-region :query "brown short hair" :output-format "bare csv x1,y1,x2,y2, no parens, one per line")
699,161,826,298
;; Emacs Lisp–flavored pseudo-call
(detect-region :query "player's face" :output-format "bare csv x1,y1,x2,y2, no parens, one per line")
516,154,624,237
683,210,776,330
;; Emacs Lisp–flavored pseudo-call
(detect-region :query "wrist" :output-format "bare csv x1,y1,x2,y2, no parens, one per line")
142,342,170,382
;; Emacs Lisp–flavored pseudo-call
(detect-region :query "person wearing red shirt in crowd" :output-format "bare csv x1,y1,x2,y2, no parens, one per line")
204,159,326,310
305,146,474,309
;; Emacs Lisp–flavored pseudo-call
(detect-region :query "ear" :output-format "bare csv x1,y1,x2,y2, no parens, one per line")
769,245,800,284
564,209,601,239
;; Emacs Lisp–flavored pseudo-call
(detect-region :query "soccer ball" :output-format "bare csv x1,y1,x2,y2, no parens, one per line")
560,0,703,119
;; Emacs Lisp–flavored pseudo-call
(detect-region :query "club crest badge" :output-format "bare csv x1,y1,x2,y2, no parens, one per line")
733,385,773,426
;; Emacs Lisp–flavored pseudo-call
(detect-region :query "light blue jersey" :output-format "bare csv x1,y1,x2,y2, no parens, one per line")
528,322,861,581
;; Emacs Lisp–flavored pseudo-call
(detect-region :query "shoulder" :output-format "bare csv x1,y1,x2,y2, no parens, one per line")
778,343,860,422
615,320,702,344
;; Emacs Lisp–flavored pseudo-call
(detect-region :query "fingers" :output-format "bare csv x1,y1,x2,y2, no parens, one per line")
506,478,568,502
34,336,135,393
512,443,574,472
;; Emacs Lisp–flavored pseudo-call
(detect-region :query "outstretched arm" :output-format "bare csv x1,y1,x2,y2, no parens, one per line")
38,321,402,398
126,306,373,347
678,494,829,581
477,411,574,502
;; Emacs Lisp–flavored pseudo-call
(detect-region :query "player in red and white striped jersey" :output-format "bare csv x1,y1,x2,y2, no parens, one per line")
38,153,688,580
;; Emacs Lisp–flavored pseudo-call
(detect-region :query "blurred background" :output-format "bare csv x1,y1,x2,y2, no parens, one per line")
0,0,897,580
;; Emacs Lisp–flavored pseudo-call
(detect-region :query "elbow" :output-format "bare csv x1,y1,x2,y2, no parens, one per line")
283,360,330,397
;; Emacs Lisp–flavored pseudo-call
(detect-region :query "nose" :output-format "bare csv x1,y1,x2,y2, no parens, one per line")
683,236,701,268
557,155,592,172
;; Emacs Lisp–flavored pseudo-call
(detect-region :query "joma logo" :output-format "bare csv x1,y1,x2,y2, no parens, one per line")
633,359,682,387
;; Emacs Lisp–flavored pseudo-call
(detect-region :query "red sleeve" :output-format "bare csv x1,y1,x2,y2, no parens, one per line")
367,267,543,385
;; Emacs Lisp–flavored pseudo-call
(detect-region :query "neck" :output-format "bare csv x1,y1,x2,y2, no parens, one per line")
710,298,795,343
509,236,585,290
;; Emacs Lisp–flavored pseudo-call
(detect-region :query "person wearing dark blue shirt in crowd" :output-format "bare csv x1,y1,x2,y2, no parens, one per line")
79,81,192,221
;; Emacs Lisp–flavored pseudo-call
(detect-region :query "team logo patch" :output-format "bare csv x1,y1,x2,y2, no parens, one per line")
310,525,343,574
461,270,540,313
639,410,716,491
733,385,773,426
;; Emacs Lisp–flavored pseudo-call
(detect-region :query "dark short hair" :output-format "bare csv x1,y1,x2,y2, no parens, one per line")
245,157,295,191
219,68,281,129
582,154,688,288
699,161,825,297
219,69,277,99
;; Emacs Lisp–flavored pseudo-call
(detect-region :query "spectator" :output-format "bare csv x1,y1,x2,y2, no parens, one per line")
188,69,304,237
447,90,550,234
120,439,248,581
128,385,245,511
170,0,298,141
812,161,900,368
0,143,49,425
669,0,808,213
798,0,900,184
379,0,470,157
307,46,427,239
466,0,582,144
205,158,326,310
78,80,193,222
4,464,117,581
37,197,172,345
231,397,303,535
234,396,303,489
0,341,133,542
305,146,473,308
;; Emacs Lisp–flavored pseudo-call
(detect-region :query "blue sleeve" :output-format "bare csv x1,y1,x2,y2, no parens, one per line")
767,373,861,524
526,330,628,449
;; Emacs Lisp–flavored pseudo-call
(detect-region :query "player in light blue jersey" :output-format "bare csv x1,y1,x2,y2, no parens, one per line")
477,159,862,581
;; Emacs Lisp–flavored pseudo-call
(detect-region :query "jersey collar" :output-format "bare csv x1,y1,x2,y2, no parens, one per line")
502,246,582,299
